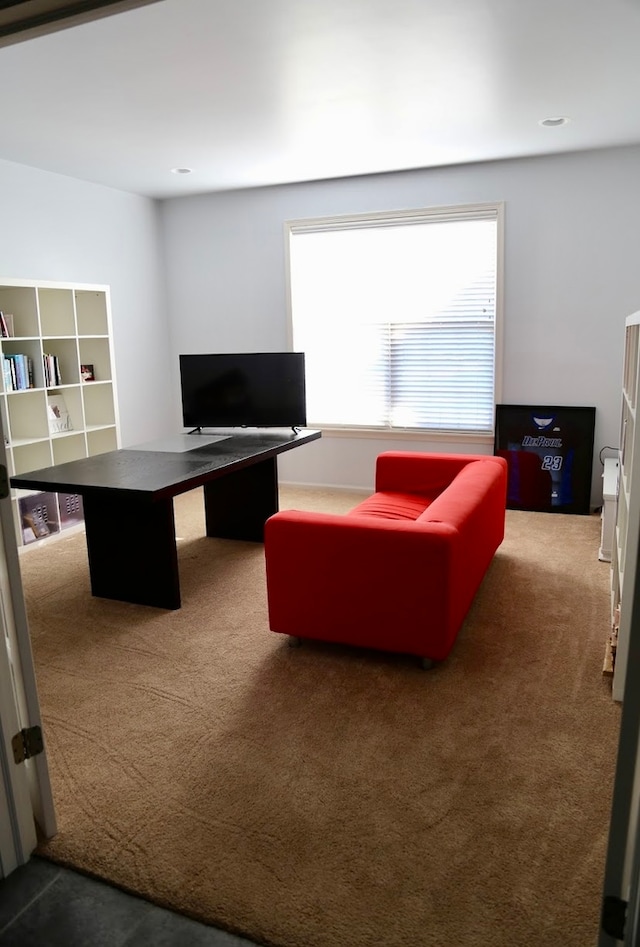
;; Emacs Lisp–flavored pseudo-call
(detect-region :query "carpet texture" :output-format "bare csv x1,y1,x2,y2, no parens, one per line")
21,486,620,947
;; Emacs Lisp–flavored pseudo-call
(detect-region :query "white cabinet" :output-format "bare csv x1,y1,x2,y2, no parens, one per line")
599,457,619,562
611,311,640,701
0,279,120,548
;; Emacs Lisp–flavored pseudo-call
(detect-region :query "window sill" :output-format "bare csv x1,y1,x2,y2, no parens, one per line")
315,426,495,446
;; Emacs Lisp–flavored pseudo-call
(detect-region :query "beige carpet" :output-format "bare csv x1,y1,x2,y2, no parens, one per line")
20,485,620,947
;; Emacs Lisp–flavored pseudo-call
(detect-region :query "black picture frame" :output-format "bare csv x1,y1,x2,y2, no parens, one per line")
494,404,596,514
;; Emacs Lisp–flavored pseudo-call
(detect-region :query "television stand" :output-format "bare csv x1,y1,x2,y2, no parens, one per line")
189,424,303,437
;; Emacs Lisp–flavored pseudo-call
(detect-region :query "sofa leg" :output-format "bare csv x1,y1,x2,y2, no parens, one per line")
288,636,301,648
421,657,435,670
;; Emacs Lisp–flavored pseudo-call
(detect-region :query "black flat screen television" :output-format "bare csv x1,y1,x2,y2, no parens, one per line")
179,352,307,429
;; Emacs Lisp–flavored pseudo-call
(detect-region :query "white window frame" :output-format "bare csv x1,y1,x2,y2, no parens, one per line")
285,201,504,445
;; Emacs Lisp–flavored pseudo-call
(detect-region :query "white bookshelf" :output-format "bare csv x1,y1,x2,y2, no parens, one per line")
611,311,640,701
0,279,120,548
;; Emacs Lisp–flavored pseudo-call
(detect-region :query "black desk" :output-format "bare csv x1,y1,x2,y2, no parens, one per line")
10,429,321,609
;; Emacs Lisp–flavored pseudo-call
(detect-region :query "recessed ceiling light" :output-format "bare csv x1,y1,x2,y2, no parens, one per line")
538,117,571,127
171,167,193,174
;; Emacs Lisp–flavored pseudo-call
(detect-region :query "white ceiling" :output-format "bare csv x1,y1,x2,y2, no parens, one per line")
0,0,639,199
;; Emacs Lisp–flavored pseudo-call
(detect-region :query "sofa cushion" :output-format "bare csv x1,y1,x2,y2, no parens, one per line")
347,491,431,521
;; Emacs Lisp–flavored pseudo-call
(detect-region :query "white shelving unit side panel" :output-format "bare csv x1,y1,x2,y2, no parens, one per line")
613,310,640,702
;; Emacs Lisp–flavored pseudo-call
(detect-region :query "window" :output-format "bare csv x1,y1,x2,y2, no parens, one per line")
286,203,502,436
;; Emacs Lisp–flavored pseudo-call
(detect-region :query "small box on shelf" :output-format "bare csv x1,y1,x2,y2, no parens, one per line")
58,492,84,529
19,492,60,545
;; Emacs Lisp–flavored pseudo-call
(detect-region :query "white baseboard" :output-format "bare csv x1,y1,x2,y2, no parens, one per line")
280,480,370,495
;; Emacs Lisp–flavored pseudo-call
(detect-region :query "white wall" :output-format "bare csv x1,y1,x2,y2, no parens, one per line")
0,158,172,447
0,147,637,503
160,145,640,503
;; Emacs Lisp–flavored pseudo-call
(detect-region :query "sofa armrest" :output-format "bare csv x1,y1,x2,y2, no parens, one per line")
375,450,505,497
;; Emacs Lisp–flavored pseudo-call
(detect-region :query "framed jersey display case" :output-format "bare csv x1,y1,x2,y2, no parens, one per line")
494,404,596,514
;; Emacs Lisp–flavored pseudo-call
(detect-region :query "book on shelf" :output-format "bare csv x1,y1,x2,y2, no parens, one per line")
5,356,16,390
47,393,73,434
2,357,12,391
0,312,14,337
15,353,27,390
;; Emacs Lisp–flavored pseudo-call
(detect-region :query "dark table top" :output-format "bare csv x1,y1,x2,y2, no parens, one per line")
10,428,322,500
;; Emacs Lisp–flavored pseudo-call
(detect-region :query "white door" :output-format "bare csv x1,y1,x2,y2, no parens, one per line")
0,599,37,878
600,521,640,945
0,436,56,878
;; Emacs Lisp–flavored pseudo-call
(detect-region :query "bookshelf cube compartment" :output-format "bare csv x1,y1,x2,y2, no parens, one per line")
48,386,83,435
52,432,86,465
6,390,49,441
87,427,117,455
0,286,38,338
38,288,75,337
12,440,53,475
75,291,109,336
3,339,41,390
83,382,115,428
58,492,84,529
42,338,80,386
78,337,111,381
19,492,60,545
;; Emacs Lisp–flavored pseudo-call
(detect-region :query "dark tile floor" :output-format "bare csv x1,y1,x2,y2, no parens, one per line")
0,856,258,946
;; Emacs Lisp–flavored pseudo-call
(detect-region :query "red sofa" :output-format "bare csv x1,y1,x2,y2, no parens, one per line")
264,451,508,666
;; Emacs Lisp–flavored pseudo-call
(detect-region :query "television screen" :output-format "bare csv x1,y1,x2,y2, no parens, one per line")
179,352,307,429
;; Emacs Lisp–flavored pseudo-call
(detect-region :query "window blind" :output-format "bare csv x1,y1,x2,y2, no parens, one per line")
287,205,501,435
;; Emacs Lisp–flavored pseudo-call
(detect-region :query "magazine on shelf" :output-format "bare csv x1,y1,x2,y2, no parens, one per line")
47,393,73,434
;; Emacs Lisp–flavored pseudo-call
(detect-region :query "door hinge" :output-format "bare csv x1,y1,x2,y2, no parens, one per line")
11,725,43,764
602,894,627,940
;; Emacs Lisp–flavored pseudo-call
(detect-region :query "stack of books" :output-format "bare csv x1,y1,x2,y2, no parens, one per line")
43,353,62,386
3,353,34,390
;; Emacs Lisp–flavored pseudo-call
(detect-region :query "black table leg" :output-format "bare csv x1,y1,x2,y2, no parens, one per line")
203,457,278,542
82,492,181,609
